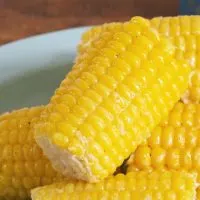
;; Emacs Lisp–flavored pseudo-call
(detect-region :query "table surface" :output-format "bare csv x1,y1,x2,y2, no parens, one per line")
0,0,178,45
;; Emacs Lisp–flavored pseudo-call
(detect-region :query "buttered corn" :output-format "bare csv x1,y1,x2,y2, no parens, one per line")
31,171,196,200
0,107,65,199
127,102,200,183
79,16,200,103
34,16,190,182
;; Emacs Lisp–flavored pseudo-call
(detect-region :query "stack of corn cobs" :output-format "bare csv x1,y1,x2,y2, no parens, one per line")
2,15,200,200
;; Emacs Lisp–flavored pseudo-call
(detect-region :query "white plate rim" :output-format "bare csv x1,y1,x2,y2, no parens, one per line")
0,26,92,84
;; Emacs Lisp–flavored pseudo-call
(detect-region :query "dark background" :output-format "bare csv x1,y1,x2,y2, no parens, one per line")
0,0,179,45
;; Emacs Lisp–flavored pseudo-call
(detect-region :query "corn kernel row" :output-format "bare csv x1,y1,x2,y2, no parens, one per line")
34,16,190,182
0,107,65,199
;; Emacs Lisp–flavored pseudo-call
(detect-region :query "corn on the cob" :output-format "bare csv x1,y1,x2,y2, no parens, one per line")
31,171,196,200
127,102,200,183
34,16,190,182
79,16,200,103
0,107,65,199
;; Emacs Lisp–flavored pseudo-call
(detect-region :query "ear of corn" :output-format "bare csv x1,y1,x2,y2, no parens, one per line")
34,16,190,182
31,171,197,200
127,102,200,183
79,16,200,103
0,107,66,199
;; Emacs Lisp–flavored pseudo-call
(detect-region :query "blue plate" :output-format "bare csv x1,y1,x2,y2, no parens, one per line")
0,26,90,113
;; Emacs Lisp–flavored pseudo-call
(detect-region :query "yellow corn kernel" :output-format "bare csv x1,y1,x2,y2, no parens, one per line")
31,171,196,200
35,16,190,182
128,102,200,182
0,107,65,199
